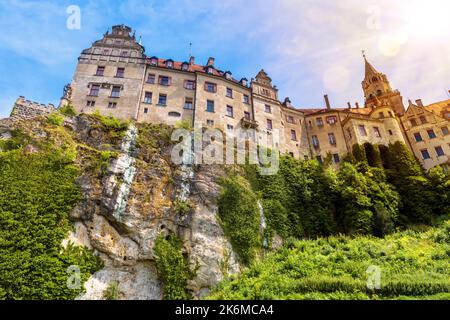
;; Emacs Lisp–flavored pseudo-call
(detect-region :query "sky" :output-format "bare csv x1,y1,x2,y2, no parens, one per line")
0,0,449,118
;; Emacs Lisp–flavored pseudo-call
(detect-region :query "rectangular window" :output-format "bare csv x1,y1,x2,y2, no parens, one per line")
291,130,297,141
108,102,117,109
328,133,336,145
420,116,427,124
326,116,337,125
316,155,323,164
410,119,418,127
358,125,367,136
379,112,385,119
158,94,167,106
184,97,193,110
147,74,156,84
265,105,271,113
435,146,445,157
96,66,105,76
373,127,382,138
86,101,95,107
205,82,217,93
159,76,171,86
421,149,431,160
266,119,273,130
226,105,234,118
111,86,121,98
243,94,250,104
227,124,234,131
441,127,449,136
184,80,195,90
287,116,295,124
143,108,149,114
312,135,320,148
333,154,340,163
316,118,324,127
207,120,214,126
427,129,437,139
414,132,423,142
206,100,215,113
244,111,251,120
116,67,125,78
388,130,393,136
226,88,233,98
144,92,152,104
89,84,100,97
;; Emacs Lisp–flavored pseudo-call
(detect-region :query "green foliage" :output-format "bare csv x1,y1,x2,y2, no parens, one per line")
0,150,102,299
59,104,77,117
90,110,129,142
0,129,31,151
47,113,65,126
209,220,450,300
364,143,383,168
217,176,261,265
154,234,195,300
103,281,120,300
175,120,193,131
173,199,192,216
352,144,367,163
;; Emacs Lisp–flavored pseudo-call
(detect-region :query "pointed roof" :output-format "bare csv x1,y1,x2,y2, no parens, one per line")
256,69,271,81
363,52,379,78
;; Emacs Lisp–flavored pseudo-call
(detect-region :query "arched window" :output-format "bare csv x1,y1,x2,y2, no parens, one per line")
169,112,181,118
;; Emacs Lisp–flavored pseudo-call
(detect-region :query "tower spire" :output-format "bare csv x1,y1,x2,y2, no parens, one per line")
362,51,379,78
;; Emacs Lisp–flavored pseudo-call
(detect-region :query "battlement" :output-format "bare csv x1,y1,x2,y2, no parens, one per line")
10,96,56,121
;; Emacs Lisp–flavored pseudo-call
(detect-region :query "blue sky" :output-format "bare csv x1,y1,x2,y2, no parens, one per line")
1,0,449,118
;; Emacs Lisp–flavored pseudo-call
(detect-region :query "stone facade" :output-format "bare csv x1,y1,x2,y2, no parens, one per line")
10,24,448,171
10,96,56,121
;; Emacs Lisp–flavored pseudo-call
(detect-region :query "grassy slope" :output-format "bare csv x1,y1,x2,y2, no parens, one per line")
209,221,450,300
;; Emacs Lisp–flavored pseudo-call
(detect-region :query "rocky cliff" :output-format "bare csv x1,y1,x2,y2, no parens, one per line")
0,113,241,300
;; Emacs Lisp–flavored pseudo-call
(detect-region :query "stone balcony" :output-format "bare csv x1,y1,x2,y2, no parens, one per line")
241,117,259,129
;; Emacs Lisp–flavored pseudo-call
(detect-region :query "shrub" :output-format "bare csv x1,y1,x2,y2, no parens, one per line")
59,103,77,117
103,281,120,300
47,113,65,126
173,199,192,216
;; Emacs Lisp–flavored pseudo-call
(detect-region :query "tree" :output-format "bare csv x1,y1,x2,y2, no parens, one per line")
352,144,367,163
364,143,383,168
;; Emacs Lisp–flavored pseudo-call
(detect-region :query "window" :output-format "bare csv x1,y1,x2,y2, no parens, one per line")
181,63,189,71
86,101,95,107
159,76,171,86
265,105,271,113
144,92,152,104
287,116,295,124
184,97,193,110
226,88,233,98
388,111,393,117
328,133,336,145
316,155,323,164
312,135,320,148
244,112,251,120
441,127,449,136
158,94,167,106
169,112,181,118
266,119,273,130
388,130,393,136
116,68,125,78
373,127,382,138
421,149,431,160
427,129,437,139
358,125,367,136
414,132,423,142
291,130,297,141
420,116,427,124
226,105,234,118
262,88,270,97
333,154,340,163
96,66,105,76
379,112,385,119
207,120,214,126
147,74,156,84
205,82,217,93
143,108,149,114
227,124,234,131
243,94,250,104
166,61,173,68
184,80,195,90
316,118,324,127
89,84,100,97
108,102,117,109
435,146,445,157
121,51,128,57
206,100,215,113
207,67,214,74
111,86,121,98
410,119,418,127
326,116,337,125
150,58,158,66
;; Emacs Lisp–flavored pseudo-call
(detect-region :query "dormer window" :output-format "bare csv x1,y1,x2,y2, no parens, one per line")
181,63,189,71
150,57,158,66
241,78,248,87
165,60,174,68
224,72,232,80
207,67,214,74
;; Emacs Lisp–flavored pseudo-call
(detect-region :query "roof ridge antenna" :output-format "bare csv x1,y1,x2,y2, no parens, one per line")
189,42,193,59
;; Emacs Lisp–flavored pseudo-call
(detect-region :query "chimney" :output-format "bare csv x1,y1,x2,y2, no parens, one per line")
355,102,360,109
189,56,195,65
347,102,352,109
415,99,424,107
207,57,215,66
324,95,331,110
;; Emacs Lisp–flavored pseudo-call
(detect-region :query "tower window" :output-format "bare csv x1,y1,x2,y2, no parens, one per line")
116,68,125,78
95,66,105,76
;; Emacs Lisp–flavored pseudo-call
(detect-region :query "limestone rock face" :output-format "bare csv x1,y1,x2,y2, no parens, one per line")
60,117,241,300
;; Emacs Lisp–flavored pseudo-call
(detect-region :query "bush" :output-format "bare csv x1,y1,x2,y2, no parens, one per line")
154,234,195,300
59,104,77,117
103,281,120,300
47,113,65,126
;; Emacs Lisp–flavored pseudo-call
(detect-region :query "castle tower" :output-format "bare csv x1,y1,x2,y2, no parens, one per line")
361,53,405,115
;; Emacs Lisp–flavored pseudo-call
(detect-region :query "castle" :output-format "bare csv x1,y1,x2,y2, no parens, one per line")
12,25,450,171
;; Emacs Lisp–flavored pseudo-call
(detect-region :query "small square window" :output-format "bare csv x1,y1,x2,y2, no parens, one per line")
205,82,217,93
86,100,95,107
420,116,427,124
207,120,214,126
184,80,195,90
410,119,418,127
108,102,117,109
143,108,149,114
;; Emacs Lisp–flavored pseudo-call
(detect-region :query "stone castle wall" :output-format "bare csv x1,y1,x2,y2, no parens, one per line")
10,96,56,121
